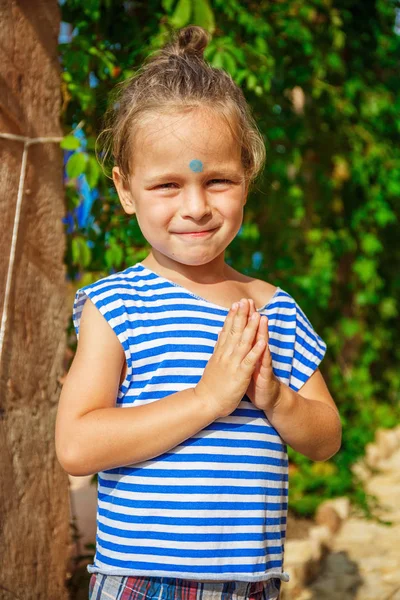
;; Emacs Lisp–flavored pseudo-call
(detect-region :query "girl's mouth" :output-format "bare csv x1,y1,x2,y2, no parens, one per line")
174,228,217,237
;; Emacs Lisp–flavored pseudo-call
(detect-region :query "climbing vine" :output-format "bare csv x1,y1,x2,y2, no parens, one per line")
60,0,400,517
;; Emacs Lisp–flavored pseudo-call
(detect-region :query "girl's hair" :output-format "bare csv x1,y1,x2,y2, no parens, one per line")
97,25,266,186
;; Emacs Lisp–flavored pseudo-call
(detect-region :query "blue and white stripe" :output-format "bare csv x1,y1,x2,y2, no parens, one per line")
72,262,326,584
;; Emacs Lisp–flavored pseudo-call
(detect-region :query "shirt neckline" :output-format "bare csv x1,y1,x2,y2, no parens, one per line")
134,262,281,312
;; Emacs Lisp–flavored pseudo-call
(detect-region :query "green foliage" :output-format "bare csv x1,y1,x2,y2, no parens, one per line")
60,134,81,150
66,152,87,178
165,0,216,32
170,0,192,28
60,0,400,519
72,236,92,267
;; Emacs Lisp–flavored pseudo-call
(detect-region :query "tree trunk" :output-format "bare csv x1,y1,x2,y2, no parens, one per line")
0,1,70,598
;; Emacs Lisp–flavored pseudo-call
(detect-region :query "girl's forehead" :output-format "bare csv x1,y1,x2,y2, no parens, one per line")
137,110,235,148
133,112,240,169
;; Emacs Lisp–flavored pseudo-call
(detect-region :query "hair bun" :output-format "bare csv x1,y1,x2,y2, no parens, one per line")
174,25,211,59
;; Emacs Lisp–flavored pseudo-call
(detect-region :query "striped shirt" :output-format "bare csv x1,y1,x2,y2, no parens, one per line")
72,262,327,584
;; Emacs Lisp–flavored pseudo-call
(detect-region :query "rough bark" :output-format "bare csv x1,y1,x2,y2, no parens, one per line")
0,1,70,598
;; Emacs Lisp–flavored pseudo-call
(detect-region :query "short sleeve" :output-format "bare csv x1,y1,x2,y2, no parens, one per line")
72,282,132,391
288,300,327,392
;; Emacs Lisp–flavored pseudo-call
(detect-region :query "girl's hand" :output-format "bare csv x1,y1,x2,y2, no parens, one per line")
245,299,282,414
195,298,267,418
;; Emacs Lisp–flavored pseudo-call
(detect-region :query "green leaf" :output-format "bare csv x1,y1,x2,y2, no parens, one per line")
66,153,88,179
228,46,246,67
375,202,396,227
307,229,323,244
353,257,376,284
89,46,115,73
255,36,268,54
221,51,236,75
288,185,304,200
86,136,96,151
105,242,124,268
246,73,257,90
72,237,91,268
85,155,101,188
61,135,81,151
235,69,248,85
193,0,215,34
360,233,383,256
341,318,361,338
239,222,259,241
211,51,224,69
333,29,346,50
327,52,343,71
379,297,397,319
162,0,175,11
80,242,91,268
79,272,98,287
170,0,192,28
83,0,100,21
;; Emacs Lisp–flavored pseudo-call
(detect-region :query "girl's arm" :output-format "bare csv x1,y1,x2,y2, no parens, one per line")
55,298,220,477
264,370,342,462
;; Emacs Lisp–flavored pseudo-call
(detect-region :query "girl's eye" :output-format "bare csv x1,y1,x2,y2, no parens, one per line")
156,179,233,190
209,179,232,185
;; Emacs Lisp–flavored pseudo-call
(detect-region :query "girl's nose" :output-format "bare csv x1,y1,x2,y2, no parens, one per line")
180,189,212,219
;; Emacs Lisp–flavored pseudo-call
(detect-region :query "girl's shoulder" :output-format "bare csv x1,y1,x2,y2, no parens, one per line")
246,276,280,309
227,267,281,310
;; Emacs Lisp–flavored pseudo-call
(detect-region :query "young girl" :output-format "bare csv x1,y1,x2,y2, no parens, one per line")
55,25,341,600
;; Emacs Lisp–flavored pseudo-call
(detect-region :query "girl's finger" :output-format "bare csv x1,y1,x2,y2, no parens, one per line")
254,309,263,345
259,315,268,337
248,299,255,320
223,299,256,354
264,316,269,344
217,302,240,347
250,303,264,349
260,316,271,365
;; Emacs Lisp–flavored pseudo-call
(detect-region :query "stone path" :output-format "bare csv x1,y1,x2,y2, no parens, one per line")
295,446,400,600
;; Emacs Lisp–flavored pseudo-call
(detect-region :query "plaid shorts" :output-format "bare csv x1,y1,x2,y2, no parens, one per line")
88,574,282,600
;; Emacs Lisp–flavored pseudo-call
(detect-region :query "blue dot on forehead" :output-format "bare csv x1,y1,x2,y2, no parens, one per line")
189,159,203,173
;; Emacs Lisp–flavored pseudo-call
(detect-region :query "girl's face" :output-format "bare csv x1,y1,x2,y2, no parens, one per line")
112,107,248,272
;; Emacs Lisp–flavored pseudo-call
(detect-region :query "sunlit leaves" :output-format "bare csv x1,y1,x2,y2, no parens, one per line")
238,222,260,242
105,238,124,269
352,257,377,284
65,151,101,188
82,0,101,21
193,0,215,33
170,0,191,28
85,156,101,188
169,0,215,32
379,297,397,320
360,233,383,256
72,236,91,267
60,135,81,150
66,153,87,178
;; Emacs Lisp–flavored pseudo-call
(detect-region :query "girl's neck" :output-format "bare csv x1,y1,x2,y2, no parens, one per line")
141,252,234,285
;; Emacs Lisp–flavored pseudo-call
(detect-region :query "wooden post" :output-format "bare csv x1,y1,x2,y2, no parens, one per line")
0,1,70,598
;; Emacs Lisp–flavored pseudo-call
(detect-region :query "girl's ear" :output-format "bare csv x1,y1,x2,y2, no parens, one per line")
112,166,136,215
